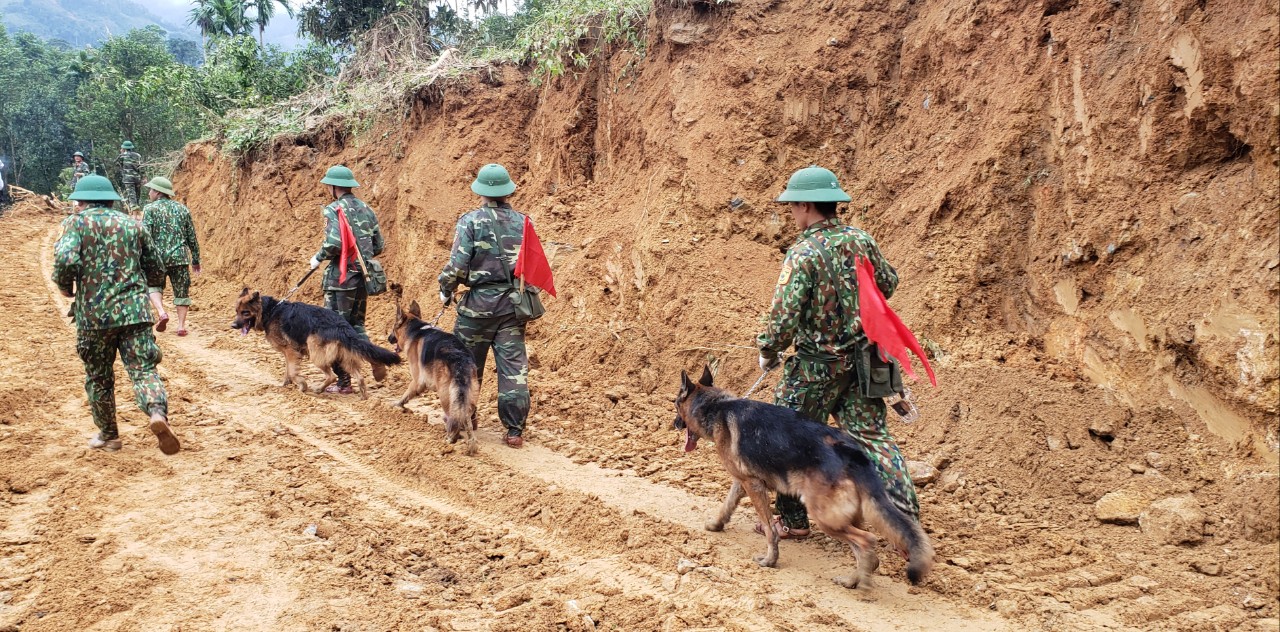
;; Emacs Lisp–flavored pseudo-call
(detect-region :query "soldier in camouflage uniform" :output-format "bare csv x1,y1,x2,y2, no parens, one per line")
755,166,918,538
309,165,384,394
115,141,143,210
53,175,181,455
70,152,92,189
142,177,201,336
438,163,533,448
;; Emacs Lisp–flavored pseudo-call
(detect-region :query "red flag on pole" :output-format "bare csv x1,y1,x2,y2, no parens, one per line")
514,216,556,297
336,209,359,284
856,256,937,387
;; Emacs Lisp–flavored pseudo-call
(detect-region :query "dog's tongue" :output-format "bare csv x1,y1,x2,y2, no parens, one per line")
240,326,250,336
683,429,698,452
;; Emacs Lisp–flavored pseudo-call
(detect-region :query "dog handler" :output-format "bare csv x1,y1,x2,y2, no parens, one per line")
142,177,201,336
438,163,533,448
53,175,181,454
309,165,384,394
755,165,918,538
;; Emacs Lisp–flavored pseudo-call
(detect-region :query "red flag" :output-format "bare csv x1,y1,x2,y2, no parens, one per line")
514,216,556,297
336,209,360,284
856,256,937,387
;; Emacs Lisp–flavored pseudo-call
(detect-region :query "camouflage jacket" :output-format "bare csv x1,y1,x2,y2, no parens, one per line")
116,151,142,182
438,201,529,319
314,194,384,291
71,162,92,187
53,206,166,330
757,218,898,365
142,198,200,267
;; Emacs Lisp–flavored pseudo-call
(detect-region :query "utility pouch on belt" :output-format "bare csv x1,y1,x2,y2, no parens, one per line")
362,258,388,296
805,235,903,400
491,208,545,323
856,339,903,399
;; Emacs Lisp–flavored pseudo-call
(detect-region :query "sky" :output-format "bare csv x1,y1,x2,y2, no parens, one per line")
150,0,303,50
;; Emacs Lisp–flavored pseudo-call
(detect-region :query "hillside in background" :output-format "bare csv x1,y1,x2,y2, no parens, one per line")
0,0,199,47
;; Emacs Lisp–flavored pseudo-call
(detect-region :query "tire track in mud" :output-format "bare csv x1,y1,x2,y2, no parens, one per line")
31,215,1010,631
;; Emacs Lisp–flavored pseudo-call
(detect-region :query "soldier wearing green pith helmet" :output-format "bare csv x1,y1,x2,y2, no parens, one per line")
53,175,181,455
70,152,91,189
438,163,536,448
309,165,384,394
116,141,143,210
755,165,918,538
143,176,201,336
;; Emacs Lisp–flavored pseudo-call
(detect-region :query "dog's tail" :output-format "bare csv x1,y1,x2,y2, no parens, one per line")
448,357,479,451
349,336,402,368
837,442,934,584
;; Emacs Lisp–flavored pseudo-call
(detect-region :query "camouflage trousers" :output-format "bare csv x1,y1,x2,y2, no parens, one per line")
773,356,919,529
120,179,142,209
325,285,368,387
76,323,167,440
152,265,192,306
454,313,529,436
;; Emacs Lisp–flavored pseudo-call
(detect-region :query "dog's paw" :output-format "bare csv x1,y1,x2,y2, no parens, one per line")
832,574,862,589
704,519,726,532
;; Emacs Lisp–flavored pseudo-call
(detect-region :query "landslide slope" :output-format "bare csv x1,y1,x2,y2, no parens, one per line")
173,0,1278,627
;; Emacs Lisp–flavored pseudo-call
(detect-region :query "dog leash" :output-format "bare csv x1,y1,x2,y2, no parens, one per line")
283,267,319,299
740,358,785,398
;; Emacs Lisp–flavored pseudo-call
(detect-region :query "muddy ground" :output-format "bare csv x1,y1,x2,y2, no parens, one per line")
3,0,1279,630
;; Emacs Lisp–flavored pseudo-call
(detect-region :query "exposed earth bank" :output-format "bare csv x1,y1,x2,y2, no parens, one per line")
2,0,1277,629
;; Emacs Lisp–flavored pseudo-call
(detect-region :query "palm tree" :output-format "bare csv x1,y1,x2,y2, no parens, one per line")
190,0,251,48
188,0,218,50
246,0,295,48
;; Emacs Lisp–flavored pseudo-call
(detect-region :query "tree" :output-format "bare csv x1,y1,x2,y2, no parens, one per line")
167,37,204,66
298,0,431,47
246,0,296,48
0,24,82,194
69,27,205,183
189,0,252,48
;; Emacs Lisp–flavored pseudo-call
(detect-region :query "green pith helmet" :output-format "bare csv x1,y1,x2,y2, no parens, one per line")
68,174,122,202
73,151,84,158
775,165,852,203
470,163,516,198
145,176,175,196
320,165,359,188
120,141,135,150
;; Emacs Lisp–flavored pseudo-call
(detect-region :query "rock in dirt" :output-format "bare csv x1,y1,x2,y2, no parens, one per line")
1094,479,1173,524
1191,559,1222,576
1139,495,1205,544
667,23,709,45
938,469,965,493
677,558,699,575
1145,451,1165,470
1095,490,1150,524
907,461,938,486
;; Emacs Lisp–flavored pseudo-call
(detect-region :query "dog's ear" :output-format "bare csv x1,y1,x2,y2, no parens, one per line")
408,300,422,318
390,283,403,296
240,287,249,297
698,364,714,387
679,370,693,398
250,291,260,302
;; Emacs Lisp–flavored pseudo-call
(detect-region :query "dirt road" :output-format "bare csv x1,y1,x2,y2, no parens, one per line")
0,208,1034,630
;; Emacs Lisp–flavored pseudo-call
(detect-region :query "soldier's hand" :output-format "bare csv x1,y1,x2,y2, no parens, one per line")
309,256,320,270
192,264,202,276
440,291,452,306
758,354,781,372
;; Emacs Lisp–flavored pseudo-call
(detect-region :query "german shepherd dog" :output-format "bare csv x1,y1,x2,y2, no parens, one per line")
673,366,934,589
230,288,400,399
387,286,480,455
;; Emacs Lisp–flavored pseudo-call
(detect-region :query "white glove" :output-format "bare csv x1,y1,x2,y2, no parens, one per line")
759,354,781,372
440,291,452,305
309,256,320,270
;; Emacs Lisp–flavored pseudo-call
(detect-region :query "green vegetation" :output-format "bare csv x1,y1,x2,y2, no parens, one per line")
0,0,655,194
